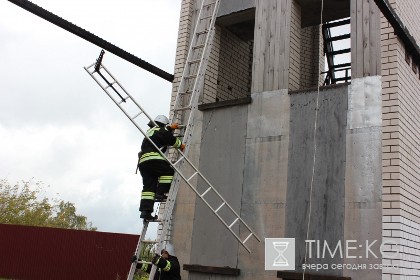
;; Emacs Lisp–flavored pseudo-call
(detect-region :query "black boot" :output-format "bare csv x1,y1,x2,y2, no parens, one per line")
155,194,168,202
140,211,157,221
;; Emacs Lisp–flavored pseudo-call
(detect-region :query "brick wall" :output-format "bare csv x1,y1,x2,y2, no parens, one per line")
202,27,252,104
381,0,420,278
215,28,252,101
174,2,252,106
170,0,195,121
300,25,324,89
394,0,420,43
289,0,301,91
290,0,325,91
201,26,221,104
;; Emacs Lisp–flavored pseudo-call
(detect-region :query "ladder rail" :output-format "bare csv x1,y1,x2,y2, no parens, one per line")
84,65,157,131
152,0,260,277
171,2,219,135
170,0,213,119
85,55,261,279
151,4,223,274
126,221,151,279
166,150,261,244
84,1,263,277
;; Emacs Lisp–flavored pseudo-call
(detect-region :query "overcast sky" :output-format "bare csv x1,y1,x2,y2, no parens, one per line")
0,0,182,236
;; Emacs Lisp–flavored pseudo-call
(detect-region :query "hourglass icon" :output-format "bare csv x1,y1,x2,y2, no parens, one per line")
272,241,289,266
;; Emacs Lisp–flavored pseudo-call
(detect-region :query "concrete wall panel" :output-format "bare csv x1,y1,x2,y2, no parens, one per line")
189,104,248,268
238,90,290,280
347,76,382,129
172,111,204,279
286,86,348,275
344,77,382,279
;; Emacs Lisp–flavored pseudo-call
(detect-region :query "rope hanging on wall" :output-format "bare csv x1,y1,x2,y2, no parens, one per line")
303,0,324,278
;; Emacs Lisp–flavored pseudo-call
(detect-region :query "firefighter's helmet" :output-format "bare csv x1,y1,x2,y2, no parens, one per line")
154,115,169,125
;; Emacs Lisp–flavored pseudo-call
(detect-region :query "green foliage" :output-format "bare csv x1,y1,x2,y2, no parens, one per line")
135,241,156,278
0,179,96,230
132,275,148,280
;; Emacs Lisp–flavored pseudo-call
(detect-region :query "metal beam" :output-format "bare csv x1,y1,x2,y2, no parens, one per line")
7,0,175,82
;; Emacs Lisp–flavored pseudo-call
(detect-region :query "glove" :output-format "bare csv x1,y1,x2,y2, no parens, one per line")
131,255,138,263
152,254,161,265
180,143,186,152
170,123,179,129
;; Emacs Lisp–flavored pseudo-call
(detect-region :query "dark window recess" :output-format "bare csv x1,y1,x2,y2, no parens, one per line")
405,50,411,65
200,8,255,108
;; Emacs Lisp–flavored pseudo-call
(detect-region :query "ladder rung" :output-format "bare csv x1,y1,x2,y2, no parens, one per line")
325,34,350,43
215,202,225,213
323,19,350,29
186,172,198,182
331,63,351,69
131,111,143,120
200,187,212,198
192,44,205,49
179,90,193,95
140,240,158,244
196,30,209,36
200,15,213,20
229,218,239,229
174,106,192,112
104,82,115,89
184,74,197,79
203,1,216,7
326,48,351,56
173,156,185,166
188,59,201,64
144,219,163,223
137,261,152,265
242,233,253,244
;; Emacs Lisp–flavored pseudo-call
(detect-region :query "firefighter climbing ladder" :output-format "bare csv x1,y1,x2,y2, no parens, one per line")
84,1,260,279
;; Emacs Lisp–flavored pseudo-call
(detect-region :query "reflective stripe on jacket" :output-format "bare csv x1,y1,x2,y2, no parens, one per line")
139,125,182,164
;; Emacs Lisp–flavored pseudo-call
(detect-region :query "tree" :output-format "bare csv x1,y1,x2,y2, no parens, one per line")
0,179,96,230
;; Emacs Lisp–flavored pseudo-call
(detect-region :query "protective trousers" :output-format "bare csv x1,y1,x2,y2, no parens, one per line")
138,159,175,212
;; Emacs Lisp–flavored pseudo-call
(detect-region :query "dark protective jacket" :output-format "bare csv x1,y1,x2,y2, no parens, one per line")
138,255,181,280
138,124,182,164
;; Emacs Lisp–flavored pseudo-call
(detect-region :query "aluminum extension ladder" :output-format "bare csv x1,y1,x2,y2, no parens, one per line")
84,1,260,279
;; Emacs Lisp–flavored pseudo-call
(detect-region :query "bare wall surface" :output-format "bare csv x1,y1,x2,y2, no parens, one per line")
344,76,382,280
239,90,290,279
286,85,348,276
189,104,248,269
172,109,204,280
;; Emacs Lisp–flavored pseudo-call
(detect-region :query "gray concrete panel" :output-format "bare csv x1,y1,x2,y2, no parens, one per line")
344,77,382,280
189,104,248,268
218,0,255,18
172,111,204,280
347,77,382,129
286,86,348,275
239,90,290,280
